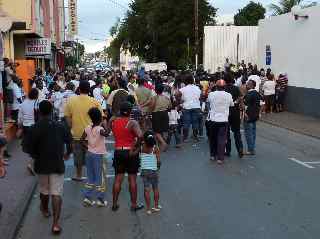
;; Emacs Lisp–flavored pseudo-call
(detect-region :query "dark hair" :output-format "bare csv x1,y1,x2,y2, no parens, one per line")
155,84,164,95
66,82,75,91
127,95,136,105
143,131,156,147
88,107,102,125
184,74,194,85
120,101,132,117
248,79,256,88
79,80,90,94
28,88,39,100
39,100,53,116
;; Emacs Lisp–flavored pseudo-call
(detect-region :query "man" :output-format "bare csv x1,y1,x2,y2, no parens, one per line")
224,58,231,72
248,70,261,92
243,80,262,156
93,79,108,111
29,101,72,234
179,74,201,142
64,80,102,181
110,102,144,212
207,80,234,164
225,75,244,158
276,73,288,112
106,80,129,117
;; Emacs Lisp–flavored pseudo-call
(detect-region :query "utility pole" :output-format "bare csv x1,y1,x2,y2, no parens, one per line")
194,0,199,70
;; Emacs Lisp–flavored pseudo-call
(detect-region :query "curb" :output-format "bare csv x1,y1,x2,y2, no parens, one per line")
260,119,320,140
9,179,38,239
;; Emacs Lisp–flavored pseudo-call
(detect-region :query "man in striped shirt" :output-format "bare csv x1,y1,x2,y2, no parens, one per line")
276,74,288,112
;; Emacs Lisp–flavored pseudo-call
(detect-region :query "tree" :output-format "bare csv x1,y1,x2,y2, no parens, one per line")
108,0,217,69
269,0,317,15
234,1,266,26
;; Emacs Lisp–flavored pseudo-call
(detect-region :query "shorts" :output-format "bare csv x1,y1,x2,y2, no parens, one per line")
141,169,159,189
113,150,140,175
73,140,86,168
38,174,64,196
264,95,275,106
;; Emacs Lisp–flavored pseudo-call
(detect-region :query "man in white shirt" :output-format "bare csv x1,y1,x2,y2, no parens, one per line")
10,79,23,123
178,74,201,142
248,73,261,92
207,80,234,164
93,80,107,110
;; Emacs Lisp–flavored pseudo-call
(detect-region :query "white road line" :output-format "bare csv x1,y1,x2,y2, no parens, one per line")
303,161,320,165
288,158,315,169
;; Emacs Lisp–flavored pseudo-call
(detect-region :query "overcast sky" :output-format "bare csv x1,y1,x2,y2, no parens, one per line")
74,0,314,52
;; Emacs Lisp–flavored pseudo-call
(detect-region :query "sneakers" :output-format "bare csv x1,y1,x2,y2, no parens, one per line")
83,198,95,207
96,199,108,207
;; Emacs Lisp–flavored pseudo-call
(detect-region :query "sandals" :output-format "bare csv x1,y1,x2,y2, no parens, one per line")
52,225,62,235
71,177,83,182
130,203,144,212
111,205,120,212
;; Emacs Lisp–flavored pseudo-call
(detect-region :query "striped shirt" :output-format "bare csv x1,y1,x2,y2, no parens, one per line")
277,75,288,91
140,152,157,171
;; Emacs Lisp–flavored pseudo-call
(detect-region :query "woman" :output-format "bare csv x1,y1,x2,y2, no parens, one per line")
150,84,171,151
18,88,39,175
263,74,276,113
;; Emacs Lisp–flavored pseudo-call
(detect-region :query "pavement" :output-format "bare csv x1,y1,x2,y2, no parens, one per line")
15,121,320,239
0,141,37,239
261,111,320,139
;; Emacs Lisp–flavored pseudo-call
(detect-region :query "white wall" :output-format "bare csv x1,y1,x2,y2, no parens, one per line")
204,26,258,72
258,6,320,90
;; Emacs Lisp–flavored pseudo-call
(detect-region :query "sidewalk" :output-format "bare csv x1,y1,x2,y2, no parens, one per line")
260,111,320,139
0,141,37,239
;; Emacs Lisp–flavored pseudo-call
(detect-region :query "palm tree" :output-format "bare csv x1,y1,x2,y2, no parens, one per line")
269,0,317,15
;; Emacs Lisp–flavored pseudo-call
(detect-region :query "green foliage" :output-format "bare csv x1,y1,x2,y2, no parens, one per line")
108,0,216,69
269,0,317,15
234,1,266,26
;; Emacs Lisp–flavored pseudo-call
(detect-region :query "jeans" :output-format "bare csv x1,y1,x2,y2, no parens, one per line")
83,152,106,200
182,108,201,131
166,125,181,145
208,122,229,161
243,121,257,153
226,128,244,155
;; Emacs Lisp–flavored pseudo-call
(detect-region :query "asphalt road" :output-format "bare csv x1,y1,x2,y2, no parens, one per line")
16,122,320,239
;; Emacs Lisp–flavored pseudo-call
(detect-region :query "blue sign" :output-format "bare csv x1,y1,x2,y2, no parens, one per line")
266,45,271,66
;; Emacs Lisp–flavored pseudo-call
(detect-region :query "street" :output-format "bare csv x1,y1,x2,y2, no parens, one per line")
17,122,320,239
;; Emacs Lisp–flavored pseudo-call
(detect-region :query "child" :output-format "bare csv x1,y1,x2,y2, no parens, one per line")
140,131,161,215
81,107,109,207
167,106,181,148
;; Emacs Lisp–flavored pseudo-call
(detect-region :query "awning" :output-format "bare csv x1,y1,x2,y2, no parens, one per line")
0,9,26,32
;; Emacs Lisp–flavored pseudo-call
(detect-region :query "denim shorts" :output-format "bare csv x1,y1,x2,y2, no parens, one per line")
182,108,201,130
141,169,159,189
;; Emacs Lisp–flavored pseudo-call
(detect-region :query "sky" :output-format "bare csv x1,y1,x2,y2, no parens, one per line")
74,0,312,52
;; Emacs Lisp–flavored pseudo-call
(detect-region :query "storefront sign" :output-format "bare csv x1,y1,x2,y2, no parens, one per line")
68,0,78,36
25,38,51,56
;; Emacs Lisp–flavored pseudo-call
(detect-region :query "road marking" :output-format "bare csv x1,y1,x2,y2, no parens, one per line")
303,161,320,165
289,158,315,169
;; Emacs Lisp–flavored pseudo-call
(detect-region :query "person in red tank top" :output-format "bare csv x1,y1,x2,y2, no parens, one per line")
110,102,144,212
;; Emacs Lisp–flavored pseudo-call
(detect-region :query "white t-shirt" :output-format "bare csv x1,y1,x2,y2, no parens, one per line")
61,90,76,118
18,99,37,126
89,80,96,88
70,80,79,90
263,80,276,96
93,87,106,109
168,110,180,125
51,91,64,118
180,85,201,110
208,91,234,122
248,75,261,92
11,83,23,110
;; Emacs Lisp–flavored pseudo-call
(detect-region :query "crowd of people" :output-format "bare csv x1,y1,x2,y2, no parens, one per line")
0,58,289,234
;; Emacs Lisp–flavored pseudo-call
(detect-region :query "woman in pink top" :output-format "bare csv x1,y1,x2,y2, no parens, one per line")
81,107,109,207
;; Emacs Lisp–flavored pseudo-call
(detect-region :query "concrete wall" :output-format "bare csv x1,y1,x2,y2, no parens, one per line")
258,6,320,118
2,0,32,29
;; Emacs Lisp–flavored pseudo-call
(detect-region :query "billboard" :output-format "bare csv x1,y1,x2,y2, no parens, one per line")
25,38,51,56
68,0,78,36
